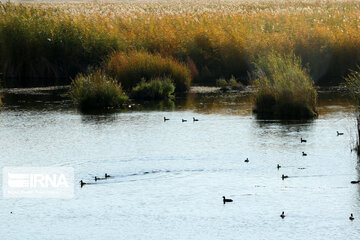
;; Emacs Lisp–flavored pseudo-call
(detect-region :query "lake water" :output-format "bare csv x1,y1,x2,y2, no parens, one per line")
0,89,360,240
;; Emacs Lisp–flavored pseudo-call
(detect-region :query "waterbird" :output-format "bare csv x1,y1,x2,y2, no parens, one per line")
223,196,233,204
350,213,355,221
105,173,112,178
164,117,169,122
301,138,307,143
282,174,288,180
80,180,86,188
351,180,360,184
337,131,344,136
277,164,281,169
182,119,187,122
280,211,285,219
193,117,199,122
94,176,105,182
244,158,249,163
302,152,307,156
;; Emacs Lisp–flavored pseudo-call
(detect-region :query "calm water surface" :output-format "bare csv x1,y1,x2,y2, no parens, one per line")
0,90,359,240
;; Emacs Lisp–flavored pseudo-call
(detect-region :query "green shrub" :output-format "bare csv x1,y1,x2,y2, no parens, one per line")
216,78,228,88
69,71,128,110
105,51,191,92
253,52,317,119
131,78,175,100
216,76,243,91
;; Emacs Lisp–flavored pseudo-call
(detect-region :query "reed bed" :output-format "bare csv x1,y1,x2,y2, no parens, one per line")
131,78,175,100
69,71,128,110
105,51,191,92
1,0,360,87
253,52,317,119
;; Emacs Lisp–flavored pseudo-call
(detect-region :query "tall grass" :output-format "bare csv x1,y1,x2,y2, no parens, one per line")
0,3,119,86
105,51,191,92
344,66,360,154
1,1,360,87
69,71,128,111
253,52,317,119
131,78,175,100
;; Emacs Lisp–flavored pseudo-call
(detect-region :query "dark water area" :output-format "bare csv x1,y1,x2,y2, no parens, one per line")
0,88,360,239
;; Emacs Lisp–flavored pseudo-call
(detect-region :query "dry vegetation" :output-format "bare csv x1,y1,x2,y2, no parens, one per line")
0,0,359,87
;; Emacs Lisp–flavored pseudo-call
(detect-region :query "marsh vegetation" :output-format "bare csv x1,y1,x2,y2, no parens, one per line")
0,1,359,87
0,1,359,117
253,53,317,119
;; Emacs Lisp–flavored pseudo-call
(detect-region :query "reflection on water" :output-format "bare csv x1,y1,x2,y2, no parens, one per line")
0,89,360,240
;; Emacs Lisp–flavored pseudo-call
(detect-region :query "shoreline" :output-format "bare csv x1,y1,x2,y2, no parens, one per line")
0,85,348,95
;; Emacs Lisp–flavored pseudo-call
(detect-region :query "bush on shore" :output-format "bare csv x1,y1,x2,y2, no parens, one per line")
131,78,175,100
253,52,317,119
104,51,191,92
216,76,243,91
69,71,128,110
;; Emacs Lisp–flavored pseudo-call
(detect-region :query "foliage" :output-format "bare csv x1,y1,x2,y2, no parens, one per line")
69,71,128,110
1,1,360,87
0,2,119,86
131,78,175,100
105,51,191,92
253,52,317,119
344,66,360,103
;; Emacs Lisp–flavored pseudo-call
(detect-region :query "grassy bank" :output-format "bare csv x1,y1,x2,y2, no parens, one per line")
0,1,359,87
253,52,317,119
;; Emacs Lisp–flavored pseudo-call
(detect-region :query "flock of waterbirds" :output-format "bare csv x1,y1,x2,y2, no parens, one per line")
225,130,356,221
78,119,354,220
164,117,199,122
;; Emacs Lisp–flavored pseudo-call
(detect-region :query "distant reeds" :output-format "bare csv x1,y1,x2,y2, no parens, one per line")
1,1,360,87
0,3,118,86
69,71,128,110
253,52,317,119
105,51,191,92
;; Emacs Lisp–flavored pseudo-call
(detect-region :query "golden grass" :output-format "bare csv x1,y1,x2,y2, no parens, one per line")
2,0,360,85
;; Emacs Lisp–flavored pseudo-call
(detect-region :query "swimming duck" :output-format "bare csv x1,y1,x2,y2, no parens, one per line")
95,176,105,181
350,213,355,221
337,131,344,136
105,173,111,178
164,117,169,122
301,138,307,143
244,158,249,163
277,164,281,169
182,119,187,122
80,180,86,188
280,211,285,219
282,174,288,180
351,180,360,184
193,117,199,122
302,152,307,156
223,196,233,204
